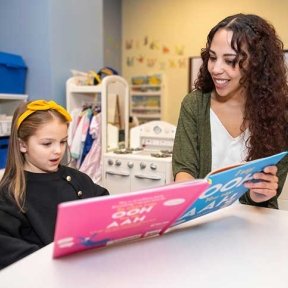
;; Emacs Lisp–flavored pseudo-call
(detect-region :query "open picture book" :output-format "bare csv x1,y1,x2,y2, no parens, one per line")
53,151,287,258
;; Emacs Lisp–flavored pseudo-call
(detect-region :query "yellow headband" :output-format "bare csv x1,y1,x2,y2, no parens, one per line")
17,100,72,129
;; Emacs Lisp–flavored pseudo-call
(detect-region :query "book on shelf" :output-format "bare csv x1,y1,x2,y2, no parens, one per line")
53,151,287,258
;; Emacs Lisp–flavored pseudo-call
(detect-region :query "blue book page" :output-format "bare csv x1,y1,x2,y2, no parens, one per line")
173,151,288,226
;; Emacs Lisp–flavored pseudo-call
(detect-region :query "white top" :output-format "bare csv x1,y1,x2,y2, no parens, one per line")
210,109,249,171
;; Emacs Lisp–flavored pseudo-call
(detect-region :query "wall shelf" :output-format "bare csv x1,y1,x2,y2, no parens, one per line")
0,94,28,137
130,84,163,123
0,94,28,170
0,94,28,100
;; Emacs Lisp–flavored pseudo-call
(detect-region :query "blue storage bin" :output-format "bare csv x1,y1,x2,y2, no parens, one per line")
0,52,27,94
0,136,9,169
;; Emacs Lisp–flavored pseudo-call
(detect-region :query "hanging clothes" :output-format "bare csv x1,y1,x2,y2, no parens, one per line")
79,113,102,184
69,108,92,169
67,108,82,148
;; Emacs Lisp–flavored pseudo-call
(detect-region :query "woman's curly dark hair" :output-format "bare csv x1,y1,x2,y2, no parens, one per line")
195,13,288,161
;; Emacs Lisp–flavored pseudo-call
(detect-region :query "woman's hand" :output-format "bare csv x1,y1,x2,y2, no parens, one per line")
244,166,278,203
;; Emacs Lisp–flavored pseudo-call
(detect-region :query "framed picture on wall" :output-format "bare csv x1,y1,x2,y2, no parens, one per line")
188,56,202,93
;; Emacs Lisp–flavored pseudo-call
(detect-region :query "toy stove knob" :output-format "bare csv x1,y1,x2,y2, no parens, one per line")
127,161,134,168
140,162,146,169
150,163,157,170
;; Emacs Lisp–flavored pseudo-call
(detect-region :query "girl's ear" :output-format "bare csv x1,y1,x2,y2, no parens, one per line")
18,139,27,153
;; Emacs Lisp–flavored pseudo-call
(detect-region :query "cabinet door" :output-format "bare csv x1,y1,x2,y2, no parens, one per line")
104,171,131,195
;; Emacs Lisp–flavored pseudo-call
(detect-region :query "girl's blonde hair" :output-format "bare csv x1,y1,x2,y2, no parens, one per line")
0,101,70,211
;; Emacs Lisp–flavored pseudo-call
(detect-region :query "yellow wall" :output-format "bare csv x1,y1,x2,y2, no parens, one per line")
122,0,288,125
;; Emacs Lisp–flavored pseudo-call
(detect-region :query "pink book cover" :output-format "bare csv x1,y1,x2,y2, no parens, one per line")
53,179,209,258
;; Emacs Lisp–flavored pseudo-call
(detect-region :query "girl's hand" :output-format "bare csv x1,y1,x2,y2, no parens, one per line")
244,166,278,203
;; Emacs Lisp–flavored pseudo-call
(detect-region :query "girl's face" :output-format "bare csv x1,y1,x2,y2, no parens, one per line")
208,28,245,99
19,118,68,173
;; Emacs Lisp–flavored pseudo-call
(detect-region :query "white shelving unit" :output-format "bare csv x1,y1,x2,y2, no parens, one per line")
66,76,130,186
0,93,28,176
66,79,102,112
66,76,129,152
0,93,28,117
130,84,163,124
0,93,28,136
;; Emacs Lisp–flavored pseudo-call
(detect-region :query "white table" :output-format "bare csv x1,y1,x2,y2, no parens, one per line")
1,203,288,288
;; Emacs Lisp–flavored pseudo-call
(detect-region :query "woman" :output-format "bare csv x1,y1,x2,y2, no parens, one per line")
172,14,288,208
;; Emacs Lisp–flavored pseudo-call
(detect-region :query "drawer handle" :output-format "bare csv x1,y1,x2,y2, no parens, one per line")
106,170,130,177
134,174,162,181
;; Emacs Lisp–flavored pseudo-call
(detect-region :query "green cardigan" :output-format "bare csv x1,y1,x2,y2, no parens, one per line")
172,90,288,209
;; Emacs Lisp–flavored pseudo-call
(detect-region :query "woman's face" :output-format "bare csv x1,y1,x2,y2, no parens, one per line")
208,28,246,99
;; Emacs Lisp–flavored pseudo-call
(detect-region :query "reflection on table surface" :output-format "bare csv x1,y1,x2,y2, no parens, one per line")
1,203,288,288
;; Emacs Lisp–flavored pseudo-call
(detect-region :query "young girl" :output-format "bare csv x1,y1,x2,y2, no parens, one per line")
0,100,109,269
173,14,288,208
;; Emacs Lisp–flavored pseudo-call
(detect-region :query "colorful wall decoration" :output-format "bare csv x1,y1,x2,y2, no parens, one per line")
125,36,187,70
